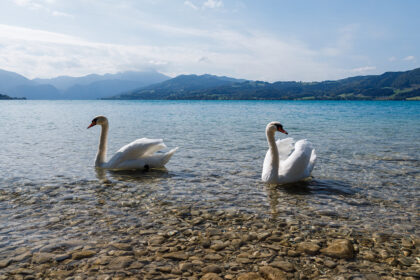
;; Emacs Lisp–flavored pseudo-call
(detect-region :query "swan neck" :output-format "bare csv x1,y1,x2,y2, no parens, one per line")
96,123,108,166
267,129,279,175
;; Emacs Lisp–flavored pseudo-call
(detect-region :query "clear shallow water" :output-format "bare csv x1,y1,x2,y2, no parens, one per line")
0,100,419,250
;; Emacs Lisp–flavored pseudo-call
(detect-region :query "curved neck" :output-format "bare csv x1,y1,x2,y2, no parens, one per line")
96,123,108,166
266,129,279,180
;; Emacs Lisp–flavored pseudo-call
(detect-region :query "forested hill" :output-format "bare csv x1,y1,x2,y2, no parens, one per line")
0,93,25,100
108,68,420,100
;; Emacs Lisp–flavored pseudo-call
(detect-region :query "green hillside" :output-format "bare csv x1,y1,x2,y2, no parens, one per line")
107,68,420,100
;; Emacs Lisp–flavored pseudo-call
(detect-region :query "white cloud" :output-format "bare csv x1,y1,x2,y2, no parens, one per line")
12,0,70,17
203,0,223,9
184,0,223,10
184,0,198,10
403,55,415,61
0,23,361,81
388,56,396,62
350,66,376,73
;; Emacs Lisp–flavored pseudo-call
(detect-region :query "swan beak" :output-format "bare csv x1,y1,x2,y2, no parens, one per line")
278,128,288,134
87,122,96,129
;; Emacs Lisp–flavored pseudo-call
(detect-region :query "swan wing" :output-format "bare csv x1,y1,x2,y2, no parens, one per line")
279,139,315,183
112,148,178,170
276,137,295,160
107,138,167,167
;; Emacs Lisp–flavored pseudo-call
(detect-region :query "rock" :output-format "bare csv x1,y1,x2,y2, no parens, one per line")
72,250,96,260
54,253,71,262
320,239,354,259
148,236,166,246
11,268,34,275
269,261,295,272
179,262,194,272
324,260,337,268
107,256,134,270
204,254,223,261
0,259,11,268
202,264,222,274
110,243,132,251
287,250,300,257
201,273,223,280
237,272,264,280
210,241,228,251
296,242,320,255
401,238,414,249
259,266,287,280
162,252,188,261
32,252,55,264
398,256,414,266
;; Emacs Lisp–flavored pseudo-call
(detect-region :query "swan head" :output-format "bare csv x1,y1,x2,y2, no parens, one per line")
87,116,108,129
266,121,288,135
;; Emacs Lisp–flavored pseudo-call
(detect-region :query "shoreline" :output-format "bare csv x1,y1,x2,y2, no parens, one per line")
1,203,418,279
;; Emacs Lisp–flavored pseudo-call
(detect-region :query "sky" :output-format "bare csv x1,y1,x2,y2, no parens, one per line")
0,0,419,82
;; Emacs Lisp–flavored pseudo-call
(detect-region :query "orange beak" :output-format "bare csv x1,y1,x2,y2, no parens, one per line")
87,122,96,129
278,128,288,134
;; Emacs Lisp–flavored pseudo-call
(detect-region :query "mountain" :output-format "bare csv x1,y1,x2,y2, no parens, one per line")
110,74,247,99
107,68,420,100
0,69,170,99
0,92,25,100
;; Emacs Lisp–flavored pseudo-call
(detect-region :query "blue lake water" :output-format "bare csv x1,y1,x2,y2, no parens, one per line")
0,100,419,251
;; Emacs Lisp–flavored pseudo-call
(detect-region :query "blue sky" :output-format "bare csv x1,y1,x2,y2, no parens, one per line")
0,0,418,81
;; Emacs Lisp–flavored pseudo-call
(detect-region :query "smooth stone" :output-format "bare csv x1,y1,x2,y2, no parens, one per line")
54,253,71,262
201,273,223,280
148,236,166,246
108,256,134,270
269,261,295,272
324,260,337,268
320,239,354,259
237,272,264,280
109,243,132,251
210,242,227,251
296,242,321,255
202,264,222,274
72,250,96,260
287,250,300,257
259,266,287,280
162,252,188,261
11,268,34,275
0,259,11,268
204,254,223,261
179,262,194,272
398,256,414,266
32,252,55,264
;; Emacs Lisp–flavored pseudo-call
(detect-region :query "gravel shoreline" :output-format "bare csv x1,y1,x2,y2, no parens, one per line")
1,202,419,280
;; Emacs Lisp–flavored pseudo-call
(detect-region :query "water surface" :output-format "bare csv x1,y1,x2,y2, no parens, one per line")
0,100,419,251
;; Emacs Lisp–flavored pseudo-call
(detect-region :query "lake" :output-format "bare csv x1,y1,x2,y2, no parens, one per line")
0,100,419,266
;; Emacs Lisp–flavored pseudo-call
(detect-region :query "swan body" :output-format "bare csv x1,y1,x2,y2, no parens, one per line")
88,116,177,170
262,122,316,184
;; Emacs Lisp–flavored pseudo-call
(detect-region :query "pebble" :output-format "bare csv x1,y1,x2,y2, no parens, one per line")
201,273,223,280
72,250,96,260
320,239,354,259
0,201,413,279
296,242,321,255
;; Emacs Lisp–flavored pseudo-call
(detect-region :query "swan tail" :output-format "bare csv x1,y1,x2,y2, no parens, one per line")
279,139,315,182
304,148,317,177
160,147,178,166
143,147,178,168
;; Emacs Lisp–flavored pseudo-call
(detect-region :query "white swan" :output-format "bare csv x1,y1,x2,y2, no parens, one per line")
262,121,316,184
88,116,178,170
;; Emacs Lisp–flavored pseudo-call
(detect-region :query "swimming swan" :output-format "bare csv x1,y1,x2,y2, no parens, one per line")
88,116,177,170
262,121,316,184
